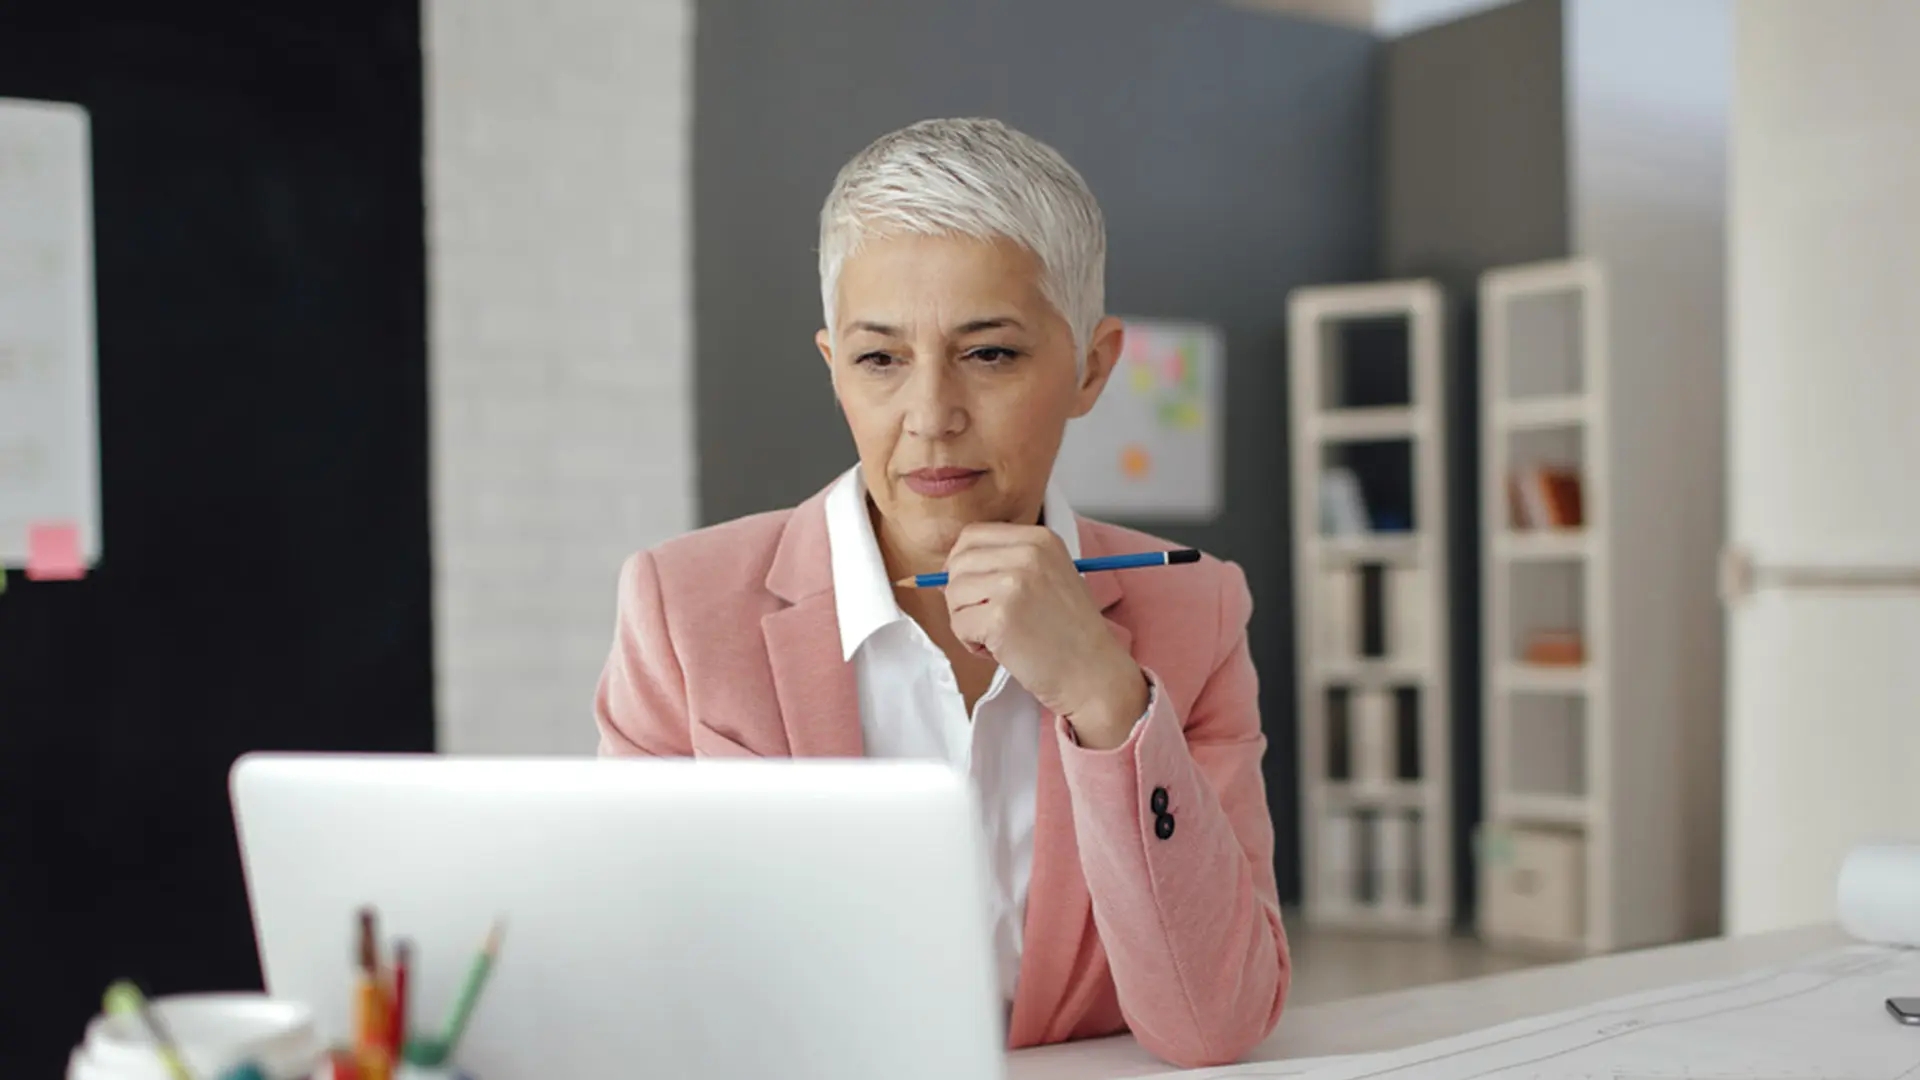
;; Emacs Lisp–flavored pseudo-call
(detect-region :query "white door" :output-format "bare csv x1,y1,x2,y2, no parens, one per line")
1725,0,1920,934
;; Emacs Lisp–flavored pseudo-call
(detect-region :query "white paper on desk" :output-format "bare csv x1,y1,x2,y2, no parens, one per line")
1280,945,1920,1080
0,98,101,567
1130,1052,1367,1079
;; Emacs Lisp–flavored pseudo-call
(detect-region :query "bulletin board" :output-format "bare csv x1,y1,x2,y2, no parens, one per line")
0,98,98,574
1054,317,1224,521
0,9,432,1074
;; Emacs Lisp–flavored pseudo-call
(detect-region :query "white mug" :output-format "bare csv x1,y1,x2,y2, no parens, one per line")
67,993,318,1080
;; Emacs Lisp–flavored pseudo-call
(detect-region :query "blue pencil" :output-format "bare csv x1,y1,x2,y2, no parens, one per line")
896,548,1201,589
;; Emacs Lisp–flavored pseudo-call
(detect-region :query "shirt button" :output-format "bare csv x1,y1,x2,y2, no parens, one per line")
1150,787,1169,815
1154,813,1176,841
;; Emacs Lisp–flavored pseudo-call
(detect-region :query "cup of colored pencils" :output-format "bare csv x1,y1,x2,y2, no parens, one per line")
326,909,503,1080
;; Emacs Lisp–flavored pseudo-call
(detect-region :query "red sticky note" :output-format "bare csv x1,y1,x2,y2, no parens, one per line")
26,522,86,581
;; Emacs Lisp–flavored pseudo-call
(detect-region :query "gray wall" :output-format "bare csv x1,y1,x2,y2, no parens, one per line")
1382,0,1569,289
1379,0,1570,922
693,0,1382,903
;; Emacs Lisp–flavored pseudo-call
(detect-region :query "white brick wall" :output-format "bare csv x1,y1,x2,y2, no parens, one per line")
425,0,695,754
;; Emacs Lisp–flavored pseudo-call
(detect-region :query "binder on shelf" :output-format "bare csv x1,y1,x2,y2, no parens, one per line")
1318,569,1360,661
1355,809,1381,905
1399,810,1425,906
1353,689,1396,786
1319,812,1357,910
1377,807,1409,907
1326,687,1352,780
1388,565,1426,662
1360,565,1387,658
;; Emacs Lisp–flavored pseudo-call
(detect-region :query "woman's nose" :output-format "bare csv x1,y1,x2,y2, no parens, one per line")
903,360,967,438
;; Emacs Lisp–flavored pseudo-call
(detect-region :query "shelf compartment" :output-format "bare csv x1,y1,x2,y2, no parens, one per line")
1508,693,1588,799
1507,559,1586,666
1316,314,1412,411
1501,287,1587,399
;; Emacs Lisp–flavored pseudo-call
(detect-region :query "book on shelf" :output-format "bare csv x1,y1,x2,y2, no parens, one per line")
1320,466,1370,536
1508,465,1584,530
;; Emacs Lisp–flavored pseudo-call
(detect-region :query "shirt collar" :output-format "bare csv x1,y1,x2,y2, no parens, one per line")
823,464,1082,662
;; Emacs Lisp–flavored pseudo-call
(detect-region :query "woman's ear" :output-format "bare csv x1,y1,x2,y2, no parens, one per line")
1070,316,1127,418
817,328,847,413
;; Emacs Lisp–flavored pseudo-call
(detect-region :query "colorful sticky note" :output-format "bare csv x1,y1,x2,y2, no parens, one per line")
26,522,85,581
1128,361,1156,396
1120,443,1152,480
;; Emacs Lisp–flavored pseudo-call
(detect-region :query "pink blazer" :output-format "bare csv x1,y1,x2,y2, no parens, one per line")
594,485,1290,1068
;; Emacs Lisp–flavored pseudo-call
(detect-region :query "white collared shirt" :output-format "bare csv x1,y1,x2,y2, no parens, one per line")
824,464,1080,1006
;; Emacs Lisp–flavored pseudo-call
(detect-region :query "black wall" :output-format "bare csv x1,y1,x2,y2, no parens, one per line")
693,0,1382,904
1380,0,1571,923
0,5,431,1073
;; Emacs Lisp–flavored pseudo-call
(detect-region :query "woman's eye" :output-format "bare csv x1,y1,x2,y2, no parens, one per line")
855,351,899,369
968,347,1020,365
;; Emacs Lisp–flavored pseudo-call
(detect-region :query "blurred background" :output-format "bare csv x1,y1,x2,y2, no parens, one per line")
2,0,1916,1074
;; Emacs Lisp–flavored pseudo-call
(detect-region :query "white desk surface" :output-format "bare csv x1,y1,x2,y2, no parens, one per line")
1005,923,1847,1080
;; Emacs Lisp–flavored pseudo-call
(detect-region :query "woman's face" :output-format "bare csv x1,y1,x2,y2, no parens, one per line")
817,233,1123,563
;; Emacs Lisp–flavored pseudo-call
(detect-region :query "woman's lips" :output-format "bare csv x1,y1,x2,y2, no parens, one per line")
903,468,985,497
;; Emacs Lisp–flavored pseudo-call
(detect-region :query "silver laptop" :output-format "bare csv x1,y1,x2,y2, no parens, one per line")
230,754,1006,1079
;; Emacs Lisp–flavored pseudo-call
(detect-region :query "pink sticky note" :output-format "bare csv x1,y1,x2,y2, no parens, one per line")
26,522,86,581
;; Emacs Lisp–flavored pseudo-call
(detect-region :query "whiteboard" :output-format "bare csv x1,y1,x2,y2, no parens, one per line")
1054,318,1223,521
0,98,100,567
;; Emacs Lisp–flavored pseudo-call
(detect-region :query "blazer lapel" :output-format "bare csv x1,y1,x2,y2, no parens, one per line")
762,489,865,759
1009,520,1132,1045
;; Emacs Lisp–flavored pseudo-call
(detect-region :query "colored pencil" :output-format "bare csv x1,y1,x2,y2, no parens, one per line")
895,547,1201,589
103,980,197,1080
353,908,390,1080
388,939,411,1057
438,920,505,1061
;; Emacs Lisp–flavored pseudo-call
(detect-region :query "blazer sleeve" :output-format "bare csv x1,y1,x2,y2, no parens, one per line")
1054,559,1289,1068
594,551,694,756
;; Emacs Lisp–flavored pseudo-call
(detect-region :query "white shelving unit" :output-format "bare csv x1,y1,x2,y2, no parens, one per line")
1478,256,1704,957
1289,279,1451,936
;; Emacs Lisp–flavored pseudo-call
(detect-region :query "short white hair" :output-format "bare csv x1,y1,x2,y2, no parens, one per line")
818,118,1107,362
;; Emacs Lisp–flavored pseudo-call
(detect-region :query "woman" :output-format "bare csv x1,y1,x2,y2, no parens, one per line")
595,117,1288,1068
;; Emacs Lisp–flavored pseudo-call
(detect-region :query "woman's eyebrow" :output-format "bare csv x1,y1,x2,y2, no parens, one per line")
955,316,1025,334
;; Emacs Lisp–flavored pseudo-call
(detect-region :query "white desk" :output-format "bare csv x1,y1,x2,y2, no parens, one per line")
1006,924,1847,1079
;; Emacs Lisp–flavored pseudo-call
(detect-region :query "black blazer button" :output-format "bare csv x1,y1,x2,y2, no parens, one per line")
1154,813,1176,840
1150,787,1170,815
